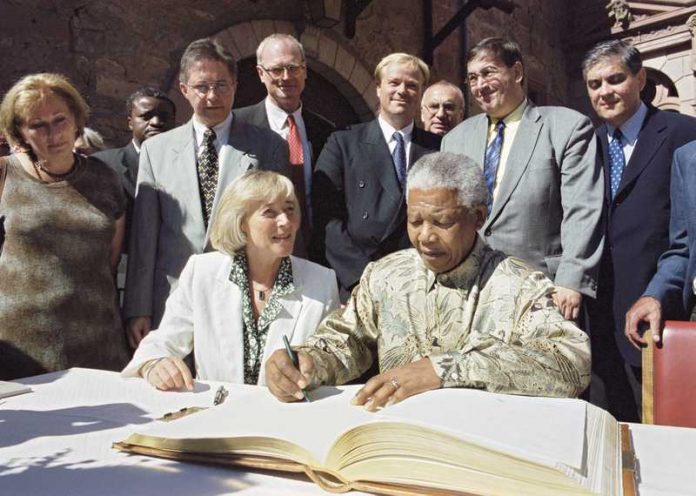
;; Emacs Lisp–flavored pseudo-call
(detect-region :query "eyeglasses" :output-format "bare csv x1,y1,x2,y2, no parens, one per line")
466,66,503,87
421,102,461,116
188,81,233,96
259,64,306,78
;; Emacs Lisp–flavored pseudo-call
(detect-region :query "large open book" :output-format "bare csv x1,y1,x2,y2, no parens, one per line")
114,385,635,496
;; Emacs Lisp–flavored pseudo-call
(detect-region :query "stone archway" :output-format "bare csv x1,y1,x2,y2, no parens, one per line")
642,67,681,113
168,20,377,126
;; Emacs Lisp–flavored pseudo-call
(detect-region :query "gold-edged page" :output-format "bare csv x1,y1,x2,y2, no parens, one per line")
118,384,370,465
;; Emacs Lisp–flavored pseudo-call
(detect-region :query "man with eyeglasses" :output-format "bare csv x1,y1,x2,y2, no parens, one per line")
420,81,465,136
313,53,441,301
442,37,604,326
124,37,291,348
235,34,337,260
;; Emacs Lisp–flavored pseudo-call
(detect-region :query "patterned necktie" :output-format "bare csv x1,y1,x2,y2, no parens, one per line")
197,128,218,227
392,131,407,190
608,128,625,200
287,115,307,220
484,120,505,213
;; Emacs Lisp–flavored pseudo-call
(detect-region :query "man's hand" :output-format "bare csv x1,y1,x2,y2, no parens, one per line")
142,357,193,391
265,348,316,402
351,358,442,412
127,316,152,349
625,296,662,349
552,286,582,321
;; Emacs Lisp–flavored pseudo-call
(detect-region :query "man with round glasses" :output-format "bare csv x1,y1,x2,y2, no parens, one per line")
235,34,337,260
124,37,292,347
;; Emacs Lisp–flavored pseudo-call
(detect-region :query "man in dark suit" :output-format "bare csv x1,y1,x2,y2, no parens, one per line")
583,39,696,421
234,34,336,259
625,141,696,347
313,53,441,300
93,87,176,302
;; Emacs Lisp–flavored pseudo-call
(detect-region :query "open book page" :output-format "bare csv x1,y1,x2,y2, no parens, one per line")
379,388,587,472
0,380,32,399
131,384,371,464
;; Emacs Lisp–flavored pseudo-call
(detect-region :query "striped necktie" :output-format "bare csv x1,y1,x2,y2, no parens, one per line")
484,120,505,213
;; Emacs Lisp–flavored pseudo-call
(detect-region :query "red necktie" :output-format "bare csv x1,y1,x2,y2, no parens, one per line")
287,115,304,165
287,115,307,228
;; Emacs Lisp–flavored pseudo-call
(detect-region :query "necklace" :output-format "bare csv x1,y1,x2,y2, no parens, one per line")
31,154,78,181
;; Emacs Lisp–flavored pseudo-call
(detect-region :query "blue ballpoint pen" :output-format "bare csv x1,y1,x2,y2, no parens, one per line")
282,334,311,403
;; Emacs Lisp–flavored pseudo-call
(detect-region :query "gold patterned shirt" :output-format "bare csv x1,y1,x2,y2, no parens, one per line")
300,237,591,398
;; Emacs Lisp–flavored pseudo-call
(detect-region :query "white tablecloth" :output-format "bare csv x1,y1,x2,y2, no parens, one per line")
1,368,695,495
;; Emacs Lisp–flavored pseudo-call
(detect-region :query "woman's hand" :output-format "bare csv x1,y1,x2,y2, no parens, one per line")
141,357,193,391
351,358,442,412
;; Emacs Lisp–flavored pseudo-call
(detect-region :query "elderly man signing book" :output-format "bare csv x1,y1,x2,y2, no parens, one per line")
266,152,591,409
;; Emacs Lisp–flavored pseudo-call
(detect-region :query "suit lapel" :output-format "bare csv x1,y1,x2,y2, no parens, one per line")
366,119,402,202
485,104,543,228
122,142,139,198
470,115,489,169
616,108,666,199
170,121,206,236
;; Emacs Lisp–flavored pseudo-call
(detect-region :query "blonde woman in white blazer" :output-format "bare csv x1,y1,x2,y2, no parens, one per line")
122,171,339,389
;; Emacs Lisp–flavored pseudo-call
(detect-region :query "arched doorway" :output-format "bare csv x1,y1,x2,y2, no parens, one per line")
234,57,361,129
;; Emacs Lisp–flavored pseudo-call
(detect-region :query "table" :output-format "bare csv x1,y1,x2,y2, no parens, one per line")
1,368,695,495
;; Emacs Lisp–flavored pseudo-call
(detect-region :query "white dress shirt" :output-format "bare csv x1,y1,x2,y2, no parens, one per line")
192,112,234,165
606,102,648,165
378,115,414,168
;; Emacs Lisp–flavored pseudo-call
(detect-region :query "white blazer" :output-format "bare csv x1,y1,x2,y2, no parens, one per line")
122,252,339,384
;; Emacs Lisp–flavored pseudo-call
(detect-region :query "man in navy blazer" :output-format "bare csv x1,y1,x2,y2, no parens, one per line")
583,40,696,421
313,53,441,300
625,141,696,344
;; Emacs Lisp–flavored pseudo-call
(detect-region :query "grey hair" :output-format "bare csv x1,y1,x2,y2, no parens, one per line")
80,127,106,151
421,80,465,106
407,152,488,208
256,34,305,65
582,40,642,80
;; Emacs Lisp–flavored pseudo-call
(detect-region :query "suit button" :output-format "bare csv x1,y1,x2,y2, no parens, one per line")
484,228,491,236
359,180,365,188
362,211,369,219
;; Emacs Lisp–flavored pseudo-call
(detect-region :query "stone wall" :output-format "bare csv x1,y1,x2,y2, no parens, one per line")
0,0,607,146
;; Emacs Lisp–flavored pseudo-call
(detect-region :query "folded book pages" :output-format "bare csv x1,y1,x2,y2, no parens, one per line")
114,385,635,496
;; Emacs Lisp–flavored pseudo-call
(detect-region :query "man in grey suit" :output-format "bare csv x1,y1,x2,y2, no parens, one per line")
124,38,291,348
442,37,604,321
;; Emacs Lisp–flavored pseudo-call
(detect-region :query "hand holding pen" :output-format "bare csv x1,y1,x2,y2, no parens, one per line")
265,335,315,402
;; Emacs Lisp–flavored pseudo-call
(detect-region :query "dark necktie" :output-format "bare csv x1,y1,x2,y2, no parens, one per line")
484,120,505,214
287,115,308,224
392,131,407,190
198,128,218,227
608,128,625,200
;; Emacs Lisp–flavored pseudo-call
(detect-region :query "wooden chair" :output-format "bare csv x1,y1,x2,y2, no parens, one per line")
642,321,696,427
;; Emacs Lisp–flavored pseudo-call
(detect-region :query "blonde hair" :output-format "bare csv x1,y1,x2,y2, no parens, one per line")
374,53,430,87
0,73,89,149
210,170,299,255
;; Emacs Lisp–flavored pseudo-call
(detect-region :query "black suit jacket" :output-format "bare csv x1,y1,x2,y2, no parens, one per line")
93,142,139,251
234,100,337,167
595,106,696,365
313,119,441,296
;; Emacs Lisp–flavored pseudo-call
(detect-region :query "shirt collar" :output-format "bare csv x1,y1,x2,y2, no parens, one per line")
607,102,647,145
378,115,414,144
192,111,233,144
489,98,527,128
265,97,303,129
423,235,488,291
228,251,295,295
131,139,141,154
